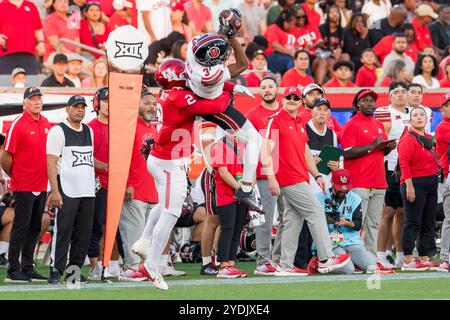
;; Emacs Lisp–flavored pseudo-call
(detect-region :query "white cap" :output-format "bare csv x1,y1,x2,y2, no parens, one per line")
113,0,133,10
415,4,438,19
302,83,324,97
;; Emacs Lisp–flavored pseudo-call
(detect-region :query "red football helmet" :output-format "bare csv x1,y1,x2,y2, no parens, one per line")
155,58,187,90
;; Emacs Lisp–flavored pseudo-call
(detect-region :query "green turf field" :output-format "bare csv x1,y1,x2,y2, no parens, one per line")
1,262,450,300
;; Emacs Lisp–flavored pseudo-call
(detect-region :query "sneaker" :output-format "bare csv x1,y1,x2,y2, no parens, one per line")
438,261,449,272
5,270,31,283
275,266,309,276
401,259,431,272
377,259,394,269
353,267,364,274
161,262,187,277
200,263,219,275
0,253,8,268
234,188,264,213
138,262,168,290
64,271,88,284
216,266,242,279
371,262,396,274
104,267,120,279
318,254,351,274
254,262,277,276
22,267,48,282
118,268,147,282
229,266,248,278
132,237,151,260
88,266,102,281
421,260,439,271
48,268,61,285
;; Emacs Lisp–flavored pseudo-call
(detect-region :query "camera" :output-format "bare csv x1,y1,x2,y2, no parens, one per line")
324,198,340,224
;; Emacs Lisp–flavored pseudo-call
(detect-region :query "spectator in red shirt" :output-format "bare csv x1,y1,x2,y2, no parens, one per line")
264,86,351,275
324,60,355,88
243,50,269,87
119,88,159,281
440,61,450,88
265,8,297,75
80,1,110,59
380,59,406,87
81,58,108,87
373,24,419,64
245,76,281,275
211,135,249,278
301,0,320,29
411,4,437,53
1,87,51,282
436,93,450,272
280,50,314,88
43,0,81,63
108,0,134,31
341,89,396,255
171,1,195,42
398,106,440,271
184,0,213,35
0,0,45,74
355,49,377,87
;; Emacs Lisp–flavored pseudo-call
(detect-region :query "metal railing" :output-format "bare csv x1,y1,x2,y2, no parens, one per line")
57,38,106,56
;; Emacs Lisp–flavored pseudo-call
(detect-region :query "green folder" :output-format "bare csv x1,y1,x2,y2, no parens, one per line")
317,145,343,175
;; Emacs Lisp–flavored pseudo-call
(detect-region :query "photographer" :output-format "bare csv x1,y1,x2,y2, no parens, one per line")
315,169,381,274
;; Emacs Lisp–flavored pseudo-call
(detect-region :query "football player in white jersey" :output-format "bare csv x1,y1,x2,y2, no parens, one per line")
374,81,410,269
184,8,264,213
407,83,433,134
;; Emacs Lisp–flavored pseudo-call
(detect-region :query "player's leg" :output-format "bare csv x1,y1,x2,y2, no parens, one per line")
393,208,404,267
376,206,396,267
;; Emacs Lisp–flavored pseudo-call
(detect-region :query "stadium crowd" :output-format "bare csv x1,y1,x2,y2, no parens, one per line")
0,0,449,286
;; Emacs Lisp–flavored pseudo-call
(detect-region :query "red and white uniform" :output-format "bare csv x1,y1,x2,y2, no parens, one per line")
149,89,231,217
185,36,231,99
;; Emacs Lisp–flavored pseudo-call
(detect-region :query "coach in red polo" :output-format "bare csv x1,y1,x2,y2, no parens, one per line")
1,87,51,282
341,89,396,255
264,87,351,276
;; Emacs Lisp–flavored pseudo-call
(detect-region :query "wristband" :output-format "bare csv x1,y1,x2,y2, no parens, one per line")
314,175,323,181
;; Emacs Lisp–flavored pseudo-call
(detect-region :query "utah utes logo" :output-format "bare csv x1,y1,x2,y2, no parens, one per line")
207,47,220,59
114,41,143,59
72,151,93,167
161,68,184,81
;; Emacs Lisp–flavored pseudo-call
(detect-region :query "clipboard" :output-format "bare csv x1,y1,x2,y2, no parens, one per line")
317,145,343,175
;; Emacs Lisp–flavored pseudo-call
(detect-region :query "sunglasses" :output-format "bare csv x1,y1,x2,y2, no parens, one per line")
296,15,306,19
285,95,300,101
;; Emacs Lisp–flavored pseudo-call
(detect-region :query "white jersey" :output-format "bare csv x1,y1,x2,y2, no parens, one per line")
375,105,410,171
185,38,231,99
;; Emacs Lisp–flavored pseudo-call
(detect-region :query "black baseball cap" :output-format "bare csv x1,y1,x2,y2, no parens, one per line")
53,53,68,64
313,97,330,108
23,87,43,100
68,95,87,107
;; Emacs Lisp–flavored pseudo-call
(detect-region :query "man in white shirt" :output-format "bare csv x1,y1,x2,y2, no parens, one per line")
136,0,172,43
407,83,433,133
362,0,392,28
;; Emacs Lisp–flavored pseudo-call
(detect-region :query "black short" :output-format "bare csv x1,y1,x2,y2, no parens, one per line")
385,169,403,209
175,211,196,228
201,105,247,132
0,206,5,230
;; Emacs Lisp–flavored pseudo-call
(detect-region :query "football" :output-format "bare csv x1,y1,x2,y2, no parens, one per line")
219,8,242,37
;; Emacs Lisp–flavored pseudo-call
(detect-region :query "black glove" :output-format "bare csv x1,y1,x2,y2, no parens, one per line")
140,138,154,161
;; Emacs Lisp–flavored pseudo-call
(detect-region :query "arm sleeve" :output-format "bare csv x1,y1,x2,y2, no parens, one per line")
223,81,236,92
350,203,362,231
398,137,414,181
181,92,232,116
46,126,65,156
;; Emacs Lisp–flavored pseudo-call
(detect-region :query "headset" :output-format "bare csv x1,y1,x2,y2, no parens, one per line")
92,86,109,113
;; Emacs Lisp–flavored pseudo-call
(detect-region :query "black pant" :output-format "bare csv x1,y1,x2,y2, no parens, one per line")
0,53,40,74
400,175,438,256
87,187,124,258
294,221,313,269
8,191,46,272
50,185,95,274
216,202,247,262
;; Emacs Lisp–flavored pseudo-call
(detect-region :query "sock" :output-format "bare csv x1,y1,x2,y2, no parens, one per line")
160,255,169,268
145,212,178,273
97,261,103,270
235,121,263,184
376,252,387,262
202,256,212,266
241,184,252,192
386,249,393,256
109,260,120,272
142,204,162,239
395,252,404,264
0,241,9,255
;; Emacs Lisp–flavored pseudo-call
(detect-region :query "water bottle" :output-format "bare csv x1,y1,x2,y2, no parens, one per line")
234,172,242,183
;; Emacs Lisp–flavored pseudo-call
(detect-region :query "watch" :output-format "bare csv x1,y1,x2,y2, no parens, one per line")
314,175,323,181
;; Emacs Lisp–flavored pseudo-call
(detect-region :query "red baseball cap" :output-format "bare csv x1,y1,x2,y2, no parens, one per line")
440,93,450,107
283,87,302,99
355,89,378,102
332,169,353,191
171,2,185,11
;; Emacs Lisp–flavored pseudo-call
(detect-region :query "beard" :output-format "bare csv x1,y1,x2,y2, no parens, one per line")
262,95,276,104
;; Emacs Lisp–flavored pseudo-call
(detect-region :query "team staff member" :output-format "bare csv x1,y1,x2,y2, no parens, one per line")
265,87,351,276
47,96,95,284
341,89,396,256
398,107,440,271
436,93,450,272
119,88,158,281
245,76,281,276
374,81,410,269
1,87,51,282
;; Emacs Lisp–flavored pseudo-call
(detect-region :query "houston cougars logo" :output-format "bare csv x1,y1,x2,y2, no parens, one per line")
72,151,93,167
114,41,144,59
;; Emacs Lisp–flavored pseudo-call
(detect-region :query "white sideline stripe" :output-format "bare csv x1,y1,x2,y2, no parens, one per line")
0,272,450,293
